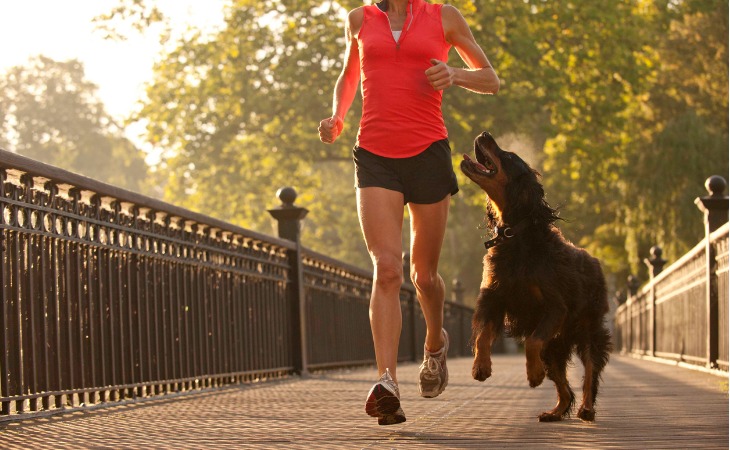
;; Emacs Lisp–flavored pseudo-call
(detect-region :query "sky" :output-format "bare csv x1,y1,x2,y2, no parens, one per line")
0,1,226,146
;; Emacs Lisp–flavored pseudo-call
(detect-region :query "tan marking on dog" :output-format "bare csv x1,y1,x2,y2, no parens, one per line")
480,262,493,289
525,336,546,388
472,323,496,381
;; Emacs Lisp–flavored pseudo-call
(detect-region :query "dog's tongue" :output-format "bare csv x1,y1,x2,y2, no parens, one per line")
463,154,489,172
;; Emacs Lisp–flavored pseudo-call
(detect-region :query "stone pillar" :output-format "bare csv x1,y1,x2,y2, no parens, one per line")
643,246,666,358
402,251,412,285
644,245,667,278
695,175,729,235
267,187,309,375
627,275,640,297
451,279,464,304
268,187,309,242
694,176,728,369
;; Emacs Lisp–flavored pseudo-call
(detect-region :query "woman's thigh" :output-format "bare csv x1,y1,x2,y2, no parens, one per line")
407,195,450,275
357,187,405,269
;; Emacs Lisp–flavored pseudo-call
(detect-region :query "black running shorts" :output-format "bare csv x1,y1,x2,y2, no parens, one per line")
353,139,459,205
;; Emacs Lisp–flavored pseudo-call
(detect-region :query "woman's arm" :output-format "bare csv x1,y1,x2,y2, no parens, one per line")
319,9,363,144
425,5,500,95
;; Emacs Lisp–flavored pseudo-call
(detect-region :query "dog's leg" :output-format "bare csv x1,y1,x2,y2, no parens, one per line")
576,322,612,422
525,286,566,388
472,321,499,381
471,288,505,381
524,336,547,388
538,339,575,422
578,353,595,421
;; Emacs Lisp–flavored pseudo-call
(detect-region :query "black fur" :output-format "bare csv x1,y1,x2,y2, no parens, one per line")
461,132,611,422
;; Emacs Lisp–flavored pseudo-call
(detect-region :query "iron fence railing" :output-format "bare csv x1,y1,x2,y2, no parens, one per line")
615,211,728,371
0,149,474,420
301,250,473,370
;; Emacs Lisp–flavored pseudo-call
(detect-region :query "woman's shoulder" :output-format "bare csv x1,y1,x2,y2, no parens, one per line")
347,7,366,28
346,6,372,36
438,4,468,34
439,4,463,20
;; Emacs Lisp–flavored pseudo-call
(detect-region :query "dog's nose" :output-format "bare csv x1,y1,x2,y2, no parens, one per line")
481,131,489,138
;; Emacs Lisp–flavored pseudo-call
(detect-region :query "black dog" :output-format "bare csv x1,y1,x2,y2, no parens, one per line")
460,132,611,422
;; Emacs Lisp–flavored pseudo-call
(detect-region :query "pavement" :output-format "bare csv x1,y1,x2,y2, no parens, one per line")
0,354,727,449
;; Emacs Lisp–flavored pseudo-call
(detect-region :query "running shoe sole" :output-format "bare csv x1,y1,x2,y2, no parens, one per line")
378,407,407,425
365,383,401,418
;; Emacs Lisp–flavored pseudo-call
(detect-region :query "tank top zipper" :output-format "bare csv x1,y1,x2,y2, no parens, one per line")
378,1,414,50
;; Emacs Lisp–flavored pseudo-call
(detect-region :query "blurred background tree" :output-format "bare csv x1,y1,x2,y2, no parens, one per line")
0,56,149,193
4,0,722,304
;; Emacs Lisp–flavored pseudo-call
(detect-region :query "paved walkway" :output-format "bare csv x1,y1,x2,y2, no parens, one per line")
0,355,727,449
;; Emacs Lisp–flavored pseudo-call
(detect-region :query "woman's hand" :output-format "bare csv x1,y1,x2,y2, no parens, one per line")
318,116,344,144
425,59,455,91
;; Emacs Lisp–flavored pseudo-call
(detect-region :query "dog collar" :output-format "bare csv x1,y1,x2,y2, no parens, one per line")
483,220,532,250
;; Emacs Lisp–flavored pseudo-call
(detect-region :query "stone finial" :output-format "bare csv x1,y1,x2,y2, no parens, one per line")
627,274,640,297
705,175,727,197
695,176,728,234
451,279,464,304
277,186,298,206
644,245,668,278
268,187,309,242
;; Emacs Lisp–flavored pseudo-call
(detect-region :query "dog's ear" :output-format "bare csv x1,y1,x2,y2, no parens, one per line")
516,158,534,178
503,152,531,178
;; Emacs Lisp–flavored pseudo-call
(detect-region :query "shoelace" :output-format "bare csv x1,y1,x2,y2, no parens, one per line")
420,354,442,379
381,372,400,397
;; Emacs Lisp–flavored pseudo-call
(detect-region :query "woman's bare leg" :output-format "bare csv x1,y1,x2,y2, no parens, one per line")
357,187,406,382
408,195,450,353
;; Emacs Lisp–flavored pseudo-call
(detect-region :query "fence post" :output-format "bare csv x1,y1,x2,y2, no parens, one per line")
402,252,418,362
644,246,667,278
267,187,309,375
695,175,728,369
626,275,640,353
452,279,466,356
451,279,464,304
644,246,666,357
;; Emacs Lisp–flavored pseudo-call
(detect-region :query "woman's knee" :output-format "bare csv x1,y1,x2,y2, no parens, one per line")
410,269,443,295
373,257,403,290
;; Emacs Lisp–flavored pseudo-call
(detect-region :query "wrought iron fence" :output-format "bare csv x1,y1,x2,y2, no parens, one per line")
614,176,729,371
0,149,474,420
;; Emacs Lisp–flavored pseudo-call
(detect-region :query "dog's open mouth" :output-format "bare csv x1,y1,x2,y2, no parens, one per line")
461,147,497,177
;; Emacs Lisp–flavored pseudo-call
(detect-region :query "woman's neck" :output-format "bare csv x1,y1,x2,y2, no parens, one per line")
384,0,409,15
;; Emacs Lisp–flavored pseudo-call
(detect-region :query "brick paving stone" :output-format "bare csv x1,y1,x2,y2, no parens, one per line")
0,354,727,449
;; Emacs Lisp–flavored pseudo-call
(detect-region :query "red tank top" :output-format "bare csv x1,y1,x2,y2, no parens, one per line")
356,0,451,158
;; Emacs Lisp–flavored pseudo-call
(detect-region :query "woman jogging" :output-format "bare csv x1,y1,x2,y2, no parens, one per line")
318,0,499,425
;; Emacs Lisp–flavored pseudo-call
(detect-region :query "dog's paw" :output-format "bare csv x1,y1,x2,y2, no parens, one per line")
526,369,545,388
472,363,492,382
528,375,544,388
577,407,596,422
538,411,563,422
526,360,546,388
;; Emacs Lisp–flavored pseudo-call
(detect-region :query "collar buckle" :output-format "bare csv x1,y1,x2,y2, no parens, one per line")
484,221,530,250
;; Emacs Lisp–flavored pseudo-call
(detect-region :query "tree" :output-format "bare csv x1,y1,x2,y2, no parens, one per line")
96,0,729,301
0,56,148,193
461,0,728,286
109,0,374,268
622,0,729,275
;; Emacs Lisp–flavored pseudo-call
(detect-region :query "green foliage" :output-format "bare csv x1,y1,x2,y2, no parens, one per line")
97,0,728,301
124,0,371,268
92,0,167,41
0,56,148,193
